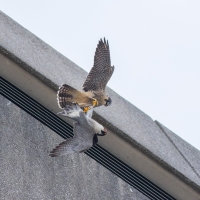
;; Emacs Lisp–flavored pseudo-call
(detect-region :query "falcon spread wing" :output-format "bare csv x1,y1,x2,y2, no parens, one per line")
50,104,107,157
83,38,114,93
57,38,114,111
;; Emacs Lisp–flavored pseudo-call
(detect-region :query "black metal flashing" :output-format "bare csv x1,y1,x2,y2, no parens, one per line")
0,76,176,200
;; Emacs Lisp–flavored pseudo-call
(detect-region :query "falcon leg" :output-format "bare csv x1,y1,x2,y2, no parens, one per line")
83,106,91,113
92,98,98,107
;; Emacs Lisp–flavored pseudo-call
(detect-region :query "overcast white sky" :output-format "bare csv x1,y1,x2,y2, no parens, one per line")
1,1,200,150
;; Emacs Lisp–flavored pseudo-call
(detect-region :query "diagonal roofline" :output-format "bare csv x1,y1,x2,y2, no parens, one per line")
0,10,200,199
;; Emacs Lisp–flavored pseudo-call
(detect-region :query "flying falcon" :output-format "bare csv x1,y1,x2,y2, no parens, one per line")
57,38,114,112
49,104,107,157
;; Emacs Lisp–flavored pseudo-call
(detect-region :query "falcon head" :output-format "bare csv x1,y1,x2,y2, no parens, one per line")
104,96,112,107
96,128,107,136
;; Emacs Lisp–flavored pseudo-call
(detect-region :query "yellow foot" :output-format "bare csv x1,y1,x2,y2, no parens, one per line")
83,106,91,113
92,98,98,107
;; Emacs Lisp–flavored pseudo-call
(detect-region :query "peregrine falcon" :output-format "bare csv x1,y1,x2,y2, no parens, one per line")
49,104,107,157
57,38,114,112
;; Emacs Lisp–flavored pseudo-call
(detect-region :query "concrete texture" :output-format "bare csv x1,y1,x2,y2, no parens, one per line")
156,121,200,180
1,10,200,193
0,95,149,200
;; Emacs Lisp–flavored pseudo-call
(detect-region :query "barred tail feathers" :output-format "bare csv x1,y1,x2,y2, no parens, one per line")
57,84,78,108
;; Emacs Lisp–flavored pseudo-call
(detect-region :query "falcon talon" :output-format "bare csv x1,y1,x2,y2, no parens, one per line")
92,98,98,107
83,106,91,113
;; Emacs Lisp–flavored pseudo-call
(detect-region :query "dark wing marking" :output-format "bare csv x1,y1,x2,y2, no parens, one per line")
83,38,114,92
93,134,98,146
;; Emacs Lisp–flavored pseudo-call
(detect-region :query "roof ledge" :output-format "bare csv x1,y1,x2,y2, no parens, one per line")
1,11,200,200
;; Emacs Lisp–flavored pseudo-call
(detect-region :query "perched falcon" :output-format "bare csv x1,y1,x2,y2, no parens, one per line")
49,104,107,157
57,38,114,112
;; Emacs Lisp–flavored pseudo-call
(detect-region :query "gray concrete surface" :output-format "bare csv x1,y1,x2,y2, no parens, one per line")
156,121,200,180
1,10,200,193
0,95,149,200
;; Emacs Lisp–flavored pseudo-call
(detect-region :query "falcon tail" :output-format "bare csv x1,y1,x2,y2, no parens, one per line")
57,84,79,108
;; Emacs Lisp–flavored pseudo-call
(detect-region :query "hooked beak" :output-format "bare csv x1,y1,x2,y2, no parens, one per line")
105,97,112,107
100,128,107,136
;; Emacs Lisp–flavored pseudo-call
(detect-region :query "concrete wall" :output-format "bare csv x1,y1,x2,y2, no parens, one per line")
0,95,149,200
